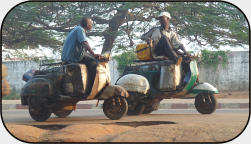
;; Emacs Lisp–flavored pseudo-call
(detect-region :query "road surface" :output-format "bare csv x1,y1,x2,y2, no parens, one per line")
1,109,249,142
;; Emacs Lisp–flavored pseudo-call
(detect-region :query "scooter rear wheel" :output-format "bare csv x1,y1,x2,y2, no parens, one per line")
195,93,217,114
28,97,51,122
143,100,160,114
127,103,145,115
103,97,128,120
53,110,72,118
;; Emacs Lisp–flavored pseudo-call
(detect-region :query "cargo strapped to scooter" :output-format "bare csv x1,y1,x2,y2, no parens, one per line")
136,43,153,61
40,62,64,66
132,59,175,67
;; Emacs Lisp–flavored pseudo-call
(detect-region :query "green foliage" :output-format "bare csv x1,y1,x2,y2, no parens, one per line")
2,2,66,50
169,2,248,48
199,50,229,70
113,51,137,74
2,2,249,55
2,91,20,100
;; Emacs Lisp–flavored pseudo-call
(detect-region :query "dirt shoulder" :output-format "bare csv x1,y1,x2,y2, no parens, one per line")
5,113,248,142
5,124,48,142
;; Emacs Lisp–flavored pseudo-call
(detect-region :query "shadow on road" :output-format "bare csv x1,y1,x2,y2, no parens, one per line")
32,124,68,130
102,121,176,128
30,120,176,130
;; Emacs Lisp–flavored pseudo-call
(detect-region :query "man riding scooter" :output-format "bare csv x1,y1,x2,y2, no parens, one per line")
116,12,218,115
61,17,102,95
21,17,129,122
140,12,189,63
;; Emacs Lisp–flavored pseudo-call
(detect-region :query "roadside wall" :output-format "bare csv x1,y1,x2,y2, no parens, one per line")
2,61,38,92
2,60,120,92
198,51,249,91
2,51,249,93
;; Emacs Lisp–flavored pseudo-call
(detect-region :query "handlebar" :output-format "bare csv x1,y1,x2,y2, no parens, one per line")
180,52,201,63
98,55,110,62
97,52,111,62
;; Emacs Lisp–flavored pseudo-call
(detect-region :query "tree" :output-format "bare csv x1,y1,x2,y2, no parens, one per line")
168,2,249,48
2,2,249,56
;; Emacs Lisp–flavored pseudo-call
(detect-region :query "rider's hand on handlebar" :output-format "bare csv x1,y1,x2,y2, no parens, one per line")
94,54,101,59
94,54,109,61
146,38,152,45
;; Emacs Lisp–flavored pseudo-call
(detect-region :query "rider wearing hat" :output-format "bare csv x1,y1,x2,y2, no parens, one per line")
141,12,188,62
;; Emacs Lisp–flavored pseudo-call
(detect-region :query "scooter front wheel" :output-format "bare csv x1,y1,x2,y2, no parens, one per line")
194,93,217,114
103,97,128,120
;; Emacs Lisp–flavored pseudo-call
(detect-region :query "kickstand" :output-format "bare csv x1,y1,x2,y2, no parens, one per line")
96,99,100,107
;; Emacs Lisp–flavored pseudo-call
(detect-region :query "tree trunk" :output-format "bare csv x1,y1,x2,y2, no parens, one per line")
101,9,128,54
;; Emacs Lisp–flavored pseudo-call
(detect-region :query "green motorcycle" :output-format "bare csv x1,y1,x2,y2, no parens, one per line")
116,53,219,115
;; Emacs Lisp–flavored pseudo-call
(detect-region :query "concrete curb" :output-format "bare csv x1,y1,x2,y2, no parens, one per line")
1,99,249,110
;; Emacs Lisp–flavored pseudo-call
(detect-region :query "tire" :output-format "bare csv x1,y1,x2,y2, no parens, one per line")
126,92,147,115
127,103,145,115
195,93,217,114
28,97,51,122
53,110,72,118
103,97,128,120
143,107,155,114
143,100,160,114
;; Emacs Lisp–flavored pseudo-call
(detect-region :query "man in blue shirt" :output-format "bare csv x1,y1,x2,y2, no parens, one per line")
61,17,100,94
62,17,100,62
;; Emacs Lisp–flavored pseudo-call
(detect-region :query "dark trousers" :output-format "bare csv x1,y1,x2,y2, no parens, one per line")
79,53,98,94
154,36,178,62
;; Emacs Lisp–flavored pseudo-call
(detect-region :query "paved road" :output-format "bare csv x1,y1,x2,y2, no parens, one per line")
2,109,249,142
1,109,249,124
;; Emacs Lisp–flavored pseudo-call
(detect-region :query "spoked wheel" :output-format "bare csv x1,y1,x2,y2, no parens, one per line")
195,93,217,114
28,97,51,122
103,97,128,120
53,109,72,118
127,103,145,115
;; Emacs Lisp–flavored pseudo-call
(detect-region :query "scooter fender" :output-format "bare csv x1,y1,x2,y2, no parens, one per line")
99,85,129,100
190,82,219,95
21,78,53,105
115,74,150,94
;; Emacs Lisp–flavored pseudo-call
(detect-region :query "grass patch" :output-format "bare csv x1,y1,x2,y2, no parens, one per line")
2,91,21,100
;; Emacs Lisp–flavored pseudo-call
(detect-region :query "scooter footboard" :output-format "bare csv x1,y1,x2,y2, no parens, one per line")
191,82,219,94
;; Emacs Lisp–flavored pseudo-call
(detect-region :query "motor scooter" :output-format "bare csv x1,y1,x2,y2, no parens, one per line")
21,52,129,121
116,52,219,115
